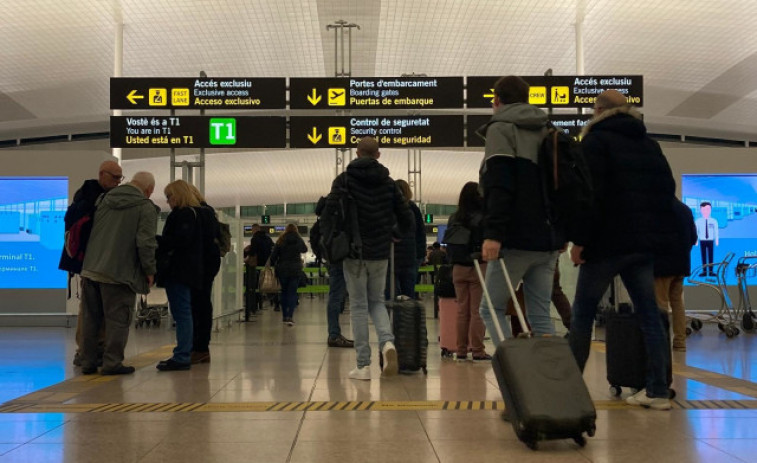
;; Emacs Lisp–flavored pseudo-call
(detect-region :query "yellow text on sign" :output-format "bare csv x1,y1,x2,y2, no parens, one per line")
149,89,167,106
551,86,569,105
529,86,547,105
328,88,346,106
171,88,190,106
329,127,347,145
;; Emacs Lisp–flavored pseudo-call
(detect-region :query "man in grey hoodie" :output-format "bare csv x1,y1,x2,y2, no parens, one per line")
477,76,565,343
79,172,158,375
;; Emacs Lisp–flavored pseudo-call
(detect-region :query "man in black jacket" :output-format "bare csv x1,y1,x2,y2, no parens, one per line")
331,137,413,380
569,90,677,410
60,159,123,367
654,198,697,351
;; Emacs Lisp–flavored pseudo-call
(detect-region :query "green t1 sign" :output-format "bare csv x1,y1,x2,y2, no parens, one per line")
210,118,236,145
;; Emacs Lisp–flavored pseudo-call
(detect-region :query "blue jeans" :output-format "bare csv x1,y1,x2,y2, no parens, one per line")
166,283,192,365
569,253,668,398
327,263,346,338
279,275,299,320
343,258,394,368
479,249,558,345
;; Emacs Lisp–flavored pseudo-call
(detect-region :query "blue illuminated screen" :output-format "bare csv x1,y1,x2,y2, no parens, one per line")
0,177,68,289
682,174,757,286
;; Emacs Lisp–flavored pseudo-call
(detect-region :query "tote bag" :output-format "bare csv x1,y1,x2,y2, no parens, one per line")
258,257,281,293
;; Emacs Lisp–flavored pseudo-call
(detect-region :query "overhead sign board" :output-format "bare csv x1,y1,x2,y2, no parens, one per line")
289,116,464,148
466,114,594,146
110,116,286,148
290,77,464,110
467,75,643,109
110,77,286,110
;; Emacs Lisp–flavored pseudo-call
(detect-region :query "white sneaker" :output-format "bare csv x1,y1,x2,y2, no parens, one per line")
382,341,398,376
348,366,371,381
626,389,671,410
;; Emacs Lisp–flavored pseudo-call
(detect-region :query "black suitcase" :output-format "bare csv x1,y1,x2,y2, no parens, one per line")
604,281,674,398
380,243,429,374
474,257,596,450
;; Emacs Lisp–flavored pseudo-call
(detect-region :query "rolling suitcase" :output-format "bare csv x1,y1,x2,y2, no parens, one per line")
474,257,596,450
604,278,675,397
381,243,429,374
438,297,458,358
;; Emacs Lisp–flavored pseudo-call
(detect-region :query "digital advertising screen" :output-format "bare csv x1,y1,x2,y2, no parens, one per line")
0,177,68,289
682,174,757,286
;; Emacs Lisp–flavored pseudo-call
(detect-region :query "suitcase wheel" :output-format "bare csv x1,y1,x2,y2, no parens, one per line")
573,436,587,447
609,385,622,397
669,388,676,400
441,348,454,358
691,319,703,331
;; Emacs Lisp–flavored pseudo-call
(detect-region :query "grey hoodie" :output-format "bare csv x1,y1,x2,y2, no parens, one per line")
81,183,158,294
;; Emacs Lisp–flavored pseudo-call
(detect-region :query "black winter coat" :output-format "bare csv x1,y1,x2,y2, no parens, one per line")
410,202,426,260
573,107,676,261
58,179,105,274
392,201,417,270
331,157,414,260
196,202,221,284
444,210,484,266
271,233,307,278
157,206,204,289
249,231,273,266
655,199,697,277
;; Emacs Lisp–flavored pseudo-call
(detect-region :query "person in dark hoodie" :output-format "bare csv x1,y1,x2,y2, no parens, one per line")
156,180,204,371
188,185,222,364
270,224,308,325
568,89,677,410
61,159,123,367
386,179,420,299
332,136,414,381
654,198,697,352
477,76,565,344
79,171,157,375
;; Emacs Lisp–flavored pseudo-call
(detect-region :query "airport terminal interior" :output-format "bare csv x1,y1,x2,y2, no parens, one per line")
3,1,757,462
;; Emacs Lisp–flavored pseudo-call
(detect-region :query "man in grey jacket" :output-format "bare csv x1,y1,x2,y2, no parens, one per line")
478,76,565,343
79,171,158,375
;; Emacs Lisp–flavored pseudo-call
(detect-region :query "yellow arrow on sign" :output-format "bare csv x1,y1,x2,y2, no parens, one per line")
483,88,495,104
307,89,322,106
307,127,322,144
127,89,144,105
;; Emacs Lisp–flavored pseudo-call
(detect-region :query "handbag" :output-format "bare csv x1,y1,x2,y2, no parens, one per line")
258,257,281,293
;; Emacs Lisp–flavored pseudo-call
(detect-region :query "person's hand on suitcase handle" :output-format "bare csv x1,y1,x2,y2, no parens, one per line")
481,239,501,261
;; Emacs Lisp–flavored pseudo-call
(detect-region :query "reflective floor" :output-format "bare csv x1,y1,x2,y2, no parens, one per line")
2,296,757,462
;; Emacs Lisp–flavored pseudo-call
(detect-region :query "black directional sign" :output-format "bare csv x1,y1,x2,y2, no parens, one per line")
110,116,286,148
466,114,594,147
110,78,286,110
289,116,464,148
467,75,643,109
290,77,464,110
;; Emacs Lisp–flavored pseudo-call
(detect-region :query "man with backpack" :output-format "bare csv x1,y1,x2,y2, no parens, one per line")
326,136,413,380
59,159,123,367
312,197,354,348
245,224,274,315
568,89,676,410
477,75,566,343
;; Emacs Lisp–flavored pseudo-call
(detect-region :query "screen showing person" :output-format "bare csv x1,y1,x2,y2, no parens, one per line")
682,174,757,285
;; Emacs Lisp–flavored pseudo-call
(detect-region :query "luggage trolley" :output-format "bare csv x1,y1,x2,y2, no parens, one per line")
136,287,169,328
735,256,757,332
686,252,740,337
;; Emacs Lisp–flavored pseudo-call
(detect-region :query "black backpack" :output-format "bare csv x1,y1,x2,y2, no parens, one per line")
538,124,593,239
434,264,456,298
318,178,362,264
309,218,323,263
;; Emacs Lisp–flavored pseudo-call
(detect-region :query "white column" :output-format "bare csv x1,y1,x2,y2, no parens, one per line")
575,1,586,75
112,23,124,163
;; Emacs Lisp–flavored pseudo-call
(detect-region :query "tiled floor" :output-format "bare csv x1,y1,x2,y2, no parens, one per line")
1,296,757,462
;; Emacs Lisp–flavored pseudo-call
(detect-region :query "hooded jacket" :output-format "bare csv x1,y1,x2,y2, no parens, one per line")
573,105,676,260
331,156,413,260
81,183,158,294
478,103,564,251
654,198,697,277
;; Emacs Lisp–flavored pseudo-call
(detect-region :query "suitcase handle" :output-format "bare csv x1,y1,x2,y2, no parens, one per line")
473,255,531,340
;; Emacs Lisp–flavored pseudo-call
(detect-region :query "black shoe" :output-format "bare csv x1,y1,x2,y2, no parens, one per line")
156,359,191,371
73,352,82,366
81,366,98,375
328,335,355,348
101,365,135,375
